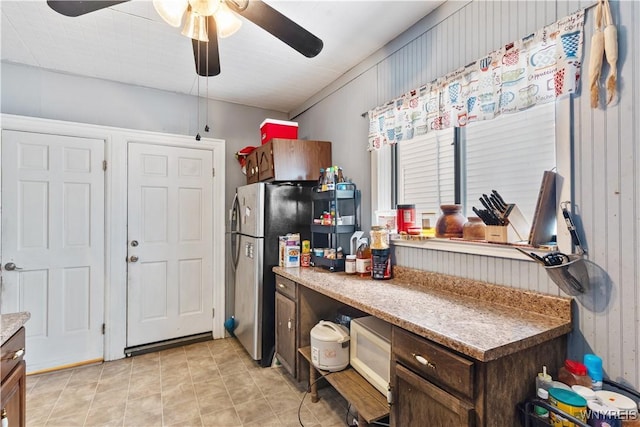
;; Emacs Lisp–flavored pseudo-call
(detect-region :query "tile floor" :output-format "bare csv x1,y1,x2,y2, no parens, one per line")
26,337,352,427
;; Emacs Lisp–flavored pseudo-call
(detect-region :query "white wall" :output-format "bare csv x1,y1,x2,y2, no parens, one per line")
295,0,640,391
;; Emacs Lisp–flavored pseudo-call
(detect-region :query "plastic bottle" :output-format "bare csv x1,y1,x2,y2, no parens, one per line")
558,359,592,388
337,167,345,183
318,168,325,190
534,388,549,418
536,365,553,393
583,353,603,391
355,238,371,278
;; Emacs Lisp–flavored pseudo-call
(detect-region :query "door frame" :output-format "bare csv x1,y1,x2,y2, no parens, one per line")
1,114,226,362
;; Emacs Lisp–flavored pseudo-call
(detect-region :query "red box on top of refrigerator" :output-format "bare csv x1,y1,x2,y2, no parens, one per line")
260,119,298,144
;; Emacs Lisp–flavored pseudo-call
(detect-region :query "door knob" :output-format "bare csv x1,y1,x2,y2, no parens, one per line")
3,262,22,271
129,255,139,263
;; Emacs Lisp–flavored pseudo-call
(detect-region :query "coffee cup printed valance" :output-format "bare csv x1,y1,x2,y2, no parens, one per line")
368,9,585,151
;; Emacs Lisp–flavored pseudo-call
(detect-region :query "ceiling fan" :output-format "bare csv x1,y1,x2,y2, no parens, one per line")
46,0,324,77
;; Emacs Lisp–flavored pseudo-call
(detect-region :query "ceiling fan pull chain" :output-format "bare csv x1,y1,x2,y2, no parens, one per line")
195,39,201,141
204,19,210,133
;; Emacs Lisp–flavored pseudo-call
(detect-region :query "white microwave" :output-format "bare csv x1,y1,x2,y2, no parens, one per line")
349,316,391,396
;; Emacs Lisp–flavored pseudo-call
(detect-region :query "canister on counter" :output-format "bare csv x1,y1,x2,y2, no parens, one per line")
370,226,391,280
301,253,311,267
548,387,587,427
396,204,416,233
302,240,311,254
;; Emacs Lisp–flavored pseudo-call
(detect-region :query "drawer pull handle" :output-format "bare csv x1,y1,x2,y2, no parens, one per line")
287,319,292,330
413,353,436,369
12,348,25,360
278,283,285,288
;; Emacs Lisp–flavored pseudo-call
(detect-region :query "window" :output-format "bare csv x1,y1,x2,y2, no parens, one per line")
381,99,572,256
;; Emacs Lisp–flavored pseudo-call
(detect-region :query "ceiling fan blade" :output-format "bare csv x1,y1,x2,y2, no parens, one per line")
47,1,129,17
192,15,221,77
225,0,323,58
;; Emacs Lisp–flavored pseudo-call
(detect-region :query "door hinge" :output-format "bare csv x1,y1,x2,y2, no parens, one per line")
102,323,106,334
212,168,215,177
212,308,215,318
102,160,107,171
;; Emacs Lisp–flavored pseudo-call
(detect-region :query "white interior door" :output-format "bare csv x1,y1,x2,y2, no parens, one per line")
127,142,213,347
1,130,105,372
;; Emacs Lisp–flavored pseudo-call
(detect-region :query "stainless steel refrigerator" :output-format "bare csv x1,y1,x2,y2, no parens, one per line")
230,182,314,366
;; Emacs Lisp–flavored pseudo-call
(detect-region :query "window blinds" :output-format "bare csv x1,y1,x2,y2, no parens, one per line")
396,128,455,214
462,102,556,223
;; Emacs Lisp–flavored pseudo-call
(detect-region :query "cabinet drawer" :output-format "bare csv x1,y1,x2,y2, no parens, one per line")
275,275,297,300
1,327,26,381
393,327,474,399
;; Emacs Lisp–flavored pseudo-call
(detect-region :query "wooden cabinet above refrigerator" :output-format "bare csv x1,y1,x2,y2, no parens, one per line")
247,139,331,184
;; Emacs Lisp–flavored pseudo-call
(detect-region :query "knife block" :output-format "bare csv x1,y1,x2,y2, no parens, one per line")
486,226,508,243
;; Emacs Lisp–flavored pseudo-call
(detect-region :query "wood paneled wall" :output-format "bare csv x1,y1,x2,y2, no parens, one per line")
385,0,639,390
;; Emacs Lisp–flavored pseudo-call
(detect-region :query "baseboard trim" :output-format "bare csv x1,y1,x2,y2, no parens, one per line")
124,332,213,357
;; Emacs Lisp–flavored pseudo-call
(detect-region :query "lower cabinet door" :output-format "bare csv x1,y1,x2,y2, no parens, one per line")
275,292,297,377
393,363,474,427
1,361,26,427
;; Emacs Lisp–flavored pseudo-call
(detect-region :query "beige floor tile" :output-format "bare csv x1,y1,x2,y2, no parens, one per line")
200,407,241,427
124,393,162,427
67,364,103,387
193,378,227,398
243,415,284,427
128,372,161,398
91,388,128,409
162,382,196,407
226,382,265,406
100,359,132,378
25,337,346,427
265,389,307,415
165,415,203,427
276,406,319,427
197,390,234,416
233,397,276,425
163,398,200,425
84,401,126,426
45,405,89,426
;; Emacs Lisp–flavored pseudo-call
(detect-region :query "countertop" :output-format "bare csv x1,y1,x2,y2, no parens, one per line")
1,312,31,346
273,265,572,362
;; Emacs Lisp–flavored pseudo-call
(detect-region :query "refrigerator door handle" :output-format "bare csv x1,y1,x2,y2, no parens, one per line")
231,193,241,271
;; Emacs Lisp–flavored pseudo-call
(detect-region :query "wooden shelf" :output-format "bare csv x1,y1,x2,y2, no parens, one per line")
298,346,389,425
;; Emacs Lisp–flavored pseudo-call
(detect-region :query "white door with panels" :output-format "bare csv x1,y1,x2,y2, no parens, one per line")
127,142,214,347
1,130,105,372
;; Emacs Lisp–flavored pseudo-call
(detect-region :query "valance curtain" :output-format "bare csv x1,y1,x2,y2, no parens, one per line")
367,9,585,151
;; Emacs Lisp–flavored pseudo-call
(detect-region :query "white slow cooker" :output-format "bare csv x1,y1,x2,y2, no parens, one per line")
310,320,350,372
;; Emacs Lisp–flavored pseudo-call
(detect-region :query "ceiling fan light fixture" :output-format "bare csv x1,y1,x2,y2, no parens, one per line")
182,10,209,42
153,0,188,27
188,0,220,17
215,2,242,39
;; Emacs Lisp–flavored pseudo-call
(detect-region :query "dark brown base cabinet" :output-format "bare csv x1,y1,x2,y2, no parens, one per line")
275,292,297,377
390,326,566,426
1,328,26,427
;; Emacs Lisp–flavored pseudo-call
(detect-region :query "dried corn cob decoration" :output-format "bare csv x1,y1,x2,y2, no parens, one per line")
588,1,605,108
603,0,618,105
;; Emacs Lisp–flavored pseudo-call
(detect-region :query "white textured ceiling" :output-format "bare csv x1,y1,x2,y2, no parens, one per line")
1,0,443,113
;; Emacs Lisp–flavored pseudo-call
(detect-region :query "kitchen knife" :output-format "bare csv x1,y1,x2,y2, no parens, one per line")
515,247,547,265
472,206,495,225
481,196,505,225
492,190,508,207
561,201,585,254
489,194,506,212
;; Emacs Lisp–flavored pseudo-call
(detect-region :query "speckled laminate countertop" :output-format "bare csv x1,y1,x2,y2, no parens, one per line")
273,266,572,362
1,312,30,346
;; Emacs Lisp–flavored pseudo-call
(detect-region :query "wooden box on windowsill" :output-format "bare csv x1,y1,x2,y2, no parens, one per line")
485,225,508,243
